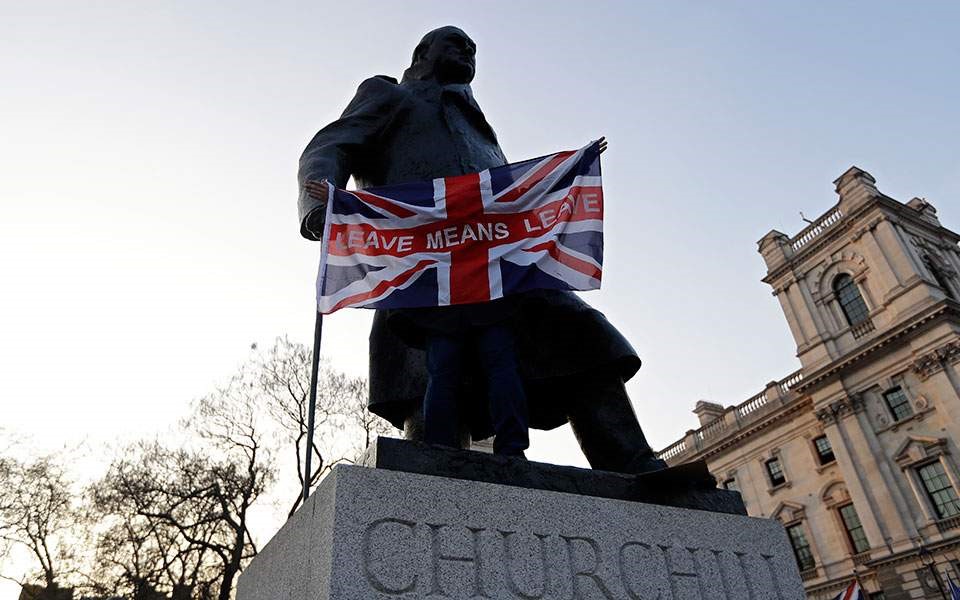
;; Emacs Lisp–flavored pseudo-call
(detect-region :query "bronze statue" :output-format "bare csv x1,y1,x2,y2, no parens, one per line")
299,26,666,474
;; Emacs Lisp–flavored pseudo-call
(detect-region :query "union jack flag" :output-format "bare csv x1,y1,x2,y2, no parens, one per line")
316,141,604,314
830,581,863,600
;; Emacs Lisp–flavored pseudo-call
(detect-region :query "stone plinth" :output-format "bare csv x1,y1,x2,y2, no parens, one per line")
361,437,746,515
239,446,804,599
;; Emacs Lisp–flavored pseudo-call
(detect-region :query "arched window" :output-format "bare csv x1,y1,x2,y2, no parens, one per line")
833,274,870,326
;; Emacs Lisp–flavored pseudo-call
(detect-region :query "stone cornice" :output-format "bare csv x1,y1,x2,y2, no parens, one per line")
660,302,958,463
912,339,960,380
794,301,959,394
814,394,866,425
864,538,960,570
681,396,813,462
762,194,960,285
802,537,960,596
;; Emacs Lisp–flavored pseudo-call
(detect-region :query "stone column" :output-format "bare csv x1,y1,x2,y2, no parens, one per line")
874,219,921,284
785,283,816,344
943,245,960,278
848,404,920,543
938,361,960,435
823,292,848,331
817,402,889,548
798,278,830,341
775,282,811,349
854,270,879,314
860,225,903,289
914,348,960,440
891,221,929,275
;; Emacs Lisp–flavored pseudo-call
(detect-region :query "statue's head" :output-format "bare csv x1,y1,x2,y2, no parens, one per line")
402,26,476,84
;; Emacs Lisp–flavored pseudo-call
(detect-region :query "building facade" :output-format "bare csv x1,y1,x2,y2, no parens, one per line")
658,167,960,599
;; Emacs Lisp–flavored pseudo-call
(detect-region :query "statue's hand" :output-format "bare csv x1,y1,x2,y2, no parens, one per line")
304,179,331,202
598,136,608,155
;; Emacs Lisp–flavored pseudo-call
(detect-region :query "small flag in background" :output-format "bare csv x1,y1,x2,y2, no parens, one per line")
831,580,863,600
316,141,604,314
948,577,960,600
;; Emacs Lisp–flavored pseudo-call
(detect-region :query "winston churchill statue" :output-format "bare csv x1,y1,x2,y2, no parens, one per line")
298,26,666,474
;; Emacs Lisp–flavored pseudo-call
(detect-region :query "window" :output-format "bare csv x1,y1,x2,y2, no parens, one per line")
813,435,836,465
883,387,913,422
869,593,885,600
917,461,960,519
786,524,815,571
838,503,870,553
834,274,870,326
722,477,739,492
766,458,786,487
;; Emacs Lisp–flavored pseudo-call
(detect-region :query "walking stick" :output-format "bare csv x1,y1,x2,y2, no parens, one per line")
303,309,323,503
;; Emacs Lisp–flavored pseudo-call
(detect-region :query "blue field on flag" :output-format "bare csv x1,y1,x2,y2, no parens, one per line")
949,577,960,600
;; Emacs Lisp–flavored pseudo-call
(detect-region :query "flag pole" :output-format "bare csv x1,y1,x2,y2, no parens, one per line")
303,309,323,503
304,181,334,504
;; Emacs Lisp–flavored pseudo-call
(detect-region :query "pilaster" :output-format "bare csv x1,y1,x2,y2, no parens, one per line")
847,404,920,546
798,277,831,342
815,398,889,551
874,219,922,288
777,285,809,349
860,225,903,296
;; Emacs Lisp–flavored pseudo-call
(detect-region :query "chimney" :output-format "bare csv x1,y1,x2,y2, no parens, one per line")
693,400,725,426
834,166,879,213
907,197,942,226
757,230,792,271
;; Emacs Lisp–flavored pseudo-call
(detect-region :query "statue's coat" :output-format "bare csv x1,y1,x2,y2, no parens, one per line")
298,76,640,437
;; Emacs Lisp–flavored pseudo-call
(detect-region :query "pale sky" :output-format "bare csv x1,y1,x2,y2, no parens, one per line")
1,0,958,564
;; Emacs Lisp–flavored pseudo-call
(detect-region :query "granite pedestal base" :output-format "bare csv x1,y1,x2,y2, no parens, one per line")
238,443,804,600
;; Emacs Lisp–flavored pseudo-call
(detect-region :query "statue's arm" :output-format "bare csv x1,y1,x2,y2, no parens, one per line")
297,76,399,240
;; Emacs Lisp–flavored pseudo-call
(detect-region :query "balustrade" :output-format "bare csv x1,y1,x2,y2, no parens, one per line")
850,319,876,340
935,514,960,533
658,440,687,461
790,206,844,252
737,391,769,419
658,369,806,461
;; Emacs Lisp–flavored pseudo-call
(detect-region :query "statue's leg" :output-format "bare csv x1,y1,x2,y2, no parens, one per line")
566,376,667,474
402,404,426,441
422,333,466,448
402,398,472,448
475,324,528,456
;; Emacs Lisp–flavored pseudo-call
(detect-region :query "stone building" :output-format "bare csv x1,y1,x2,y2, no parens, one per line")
658,167,960,599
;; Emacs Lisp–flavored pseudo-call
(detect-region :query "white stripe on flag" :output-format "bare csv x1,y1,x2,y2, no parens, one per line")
830,581,861,600
433,176,446,214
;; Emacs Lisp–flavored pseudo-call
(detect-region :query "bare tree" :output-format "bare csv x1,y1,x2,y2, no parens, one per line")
0,456,80,592
88,371,275,600
343,376,393,452
88,455,220,600
189,379,274,600
0,338,392,599
0,452,12,567
254,337,392,516
0,430,20,566
255,338,332,515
